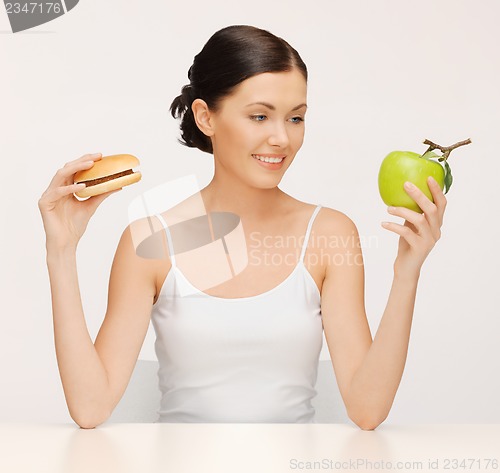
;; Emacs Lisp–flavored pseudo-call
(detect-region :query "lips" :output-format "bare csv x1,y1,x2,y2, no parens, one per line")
252,154,286,170
252,154,286,159
252,154,286,163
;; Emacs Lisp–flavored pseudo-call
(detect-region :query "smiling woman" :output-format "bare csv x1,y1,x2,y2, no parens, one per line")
38,24,447,430
191,69,307,181
170,25,308,155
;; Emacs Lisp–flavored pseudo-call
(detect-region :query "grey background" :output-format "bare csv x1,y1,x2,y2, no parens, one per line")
1,0,499,424
4,1,69,33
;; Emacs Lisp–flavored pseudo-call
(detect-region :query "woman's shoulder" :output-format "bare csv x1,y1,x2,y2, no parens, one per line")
288,197,357,234
317,206,357,231
118,220,173,292
122,217,173,305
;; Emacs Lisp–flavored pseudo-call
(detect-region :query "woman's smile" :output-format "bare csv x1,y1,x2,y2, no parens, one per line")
252,154,286,170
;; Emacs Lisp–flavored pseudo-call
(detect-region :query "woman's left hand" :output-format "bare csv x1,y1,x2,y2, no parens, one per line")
381,176,447,279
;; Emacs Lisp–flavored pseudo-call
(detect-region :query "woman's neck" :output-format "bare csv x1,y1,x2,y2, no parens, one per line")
200,181,291,223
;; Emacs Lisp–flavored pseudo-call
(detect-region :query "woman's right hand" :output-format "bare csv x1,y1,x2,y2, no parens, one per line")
38,153,122,251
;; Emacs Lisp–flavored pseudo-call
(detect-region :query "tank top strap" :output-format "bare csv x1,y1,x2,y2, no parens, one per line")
299,204,322,263
155,213,176,268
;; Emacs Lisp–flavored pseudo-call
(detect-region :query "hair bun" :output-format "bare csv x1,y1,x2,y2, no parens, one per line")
180,84,195,107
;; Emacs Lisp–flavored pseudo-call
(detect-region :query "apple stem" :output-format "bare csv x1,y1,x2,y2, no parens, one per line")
421,138,472,160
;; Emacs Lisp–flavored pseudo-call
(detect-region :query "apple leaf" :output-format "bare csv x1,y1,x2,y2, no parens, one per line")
443,160,453,194
421,151,441,161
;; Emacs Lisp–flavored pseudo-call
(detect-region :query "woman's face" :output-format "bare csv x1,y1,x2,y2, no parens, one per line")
198,69,307,189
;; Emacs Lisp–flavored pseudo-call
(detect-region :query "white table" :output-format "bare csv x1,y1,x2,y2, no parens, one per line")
1,423,499,473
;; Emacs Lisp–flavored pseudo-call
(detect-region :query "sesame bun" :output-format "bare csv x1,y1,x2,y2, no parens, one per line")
73,154,141,198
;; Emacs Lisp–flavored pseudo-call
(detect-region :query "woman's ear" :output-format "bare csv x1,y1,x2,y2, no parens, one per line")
191,99,215,137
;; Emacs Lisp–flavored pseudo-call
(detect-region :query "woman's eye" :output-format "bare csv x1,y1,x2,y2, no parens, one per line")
250,115,304,123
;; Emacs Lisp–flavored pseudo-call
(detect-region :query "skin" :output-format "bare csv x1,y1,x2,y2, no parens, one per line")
192,70,307,220
38,68,447,430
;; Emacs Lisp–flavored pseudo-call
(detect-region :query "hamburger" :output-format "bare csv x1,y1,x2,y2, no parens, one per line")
73,154,141,198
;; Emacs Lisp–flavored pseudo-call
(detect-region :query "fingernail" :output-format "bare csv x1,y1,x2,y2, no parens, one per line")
428,176,435,184
91,153,101,157
387,206,395,212
404,181,414,190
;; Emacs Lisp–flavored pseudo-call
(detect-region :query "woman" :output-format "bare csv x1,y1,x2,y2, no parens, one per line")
38,25,446,429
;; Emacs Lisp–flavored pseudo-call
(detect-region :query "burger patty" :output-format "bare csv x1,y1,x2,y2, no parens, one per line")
77,169,134,187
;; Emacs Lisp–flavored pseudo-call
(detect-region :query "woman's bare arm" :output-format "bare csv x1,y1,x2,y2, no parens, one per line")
39,153,161,429
320,209,417,430
46,225,157,429
320,181,445,430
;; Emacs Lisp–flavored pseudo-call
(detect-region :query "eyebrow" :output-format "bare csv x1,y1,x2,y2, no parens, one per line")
245,102,307,111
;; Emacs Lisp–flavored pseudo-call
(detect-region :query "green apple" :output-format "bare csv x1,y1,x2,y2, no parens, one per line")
378,151,446,213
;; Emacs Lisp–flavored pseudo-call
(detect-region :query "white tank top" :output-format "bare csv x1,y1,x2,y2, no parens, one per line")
150,204,323,423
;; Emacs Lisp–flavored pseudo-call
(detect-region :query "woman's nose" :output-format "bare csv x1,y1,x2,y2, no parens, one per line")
267,122,290,148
